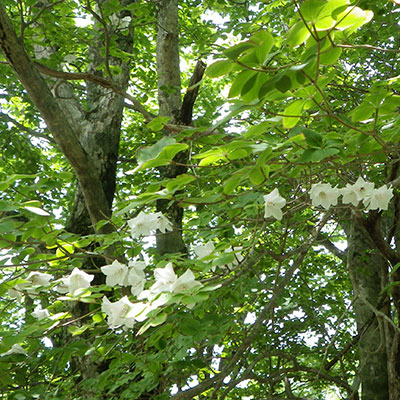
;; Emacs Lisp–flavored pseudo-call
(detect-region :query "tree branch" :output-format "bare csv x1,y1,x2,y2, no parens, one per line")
0,3,112,233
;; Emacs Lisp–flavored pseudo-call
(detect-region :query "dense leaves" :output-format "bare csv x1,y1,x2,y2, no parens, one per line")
0,0,400,399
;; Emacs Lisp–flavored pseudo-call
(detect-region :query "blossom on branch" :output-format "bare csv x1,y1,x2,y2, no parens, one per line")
363,184,394,211
151,263,177,293
193,241,215,259
32,304,50,320
101,296,137,329
171,269,203,293
56,268,94,295
101,260,129,287
128,211,173,238
264,188,286,220
127,261,147,297
341,177,375,206
309,183,340,210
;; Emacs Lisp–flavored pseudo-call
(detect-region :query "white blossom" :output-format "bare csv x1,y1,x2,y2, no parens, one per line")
56,268,94,295
341,177,375,206
151,263,177,293
8,285,27,301
155,212,174,233
101,296,136,329
26,272,53,287
0,344,27,357
264,188,286,220
101,260,128,287
309,183,340,210
128,211,173,238
32,304,50,320
128,301,158,323
193,241,215,259
171,269,202,293
363,184,394,211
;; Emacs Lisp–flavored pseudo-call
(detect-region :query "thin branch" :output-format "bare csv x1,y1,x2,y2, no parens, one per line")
0,111,55,143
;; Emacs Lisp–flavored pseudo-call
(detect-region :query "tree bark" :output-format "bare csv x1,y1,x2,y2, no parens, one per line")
345,214,389,400
0,2,111,232
155,0,186,255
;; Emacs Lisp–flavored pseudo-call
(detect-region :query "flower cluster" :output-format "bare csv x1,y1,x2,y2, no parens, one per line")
101,262,202,329
310,178,393,211
8,181,395,336
264,177,394,220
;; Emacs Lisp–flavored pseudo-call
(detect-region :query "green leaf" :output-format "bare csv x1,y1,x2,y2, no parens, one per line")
135,137,188,171
248,166,266,185
275,75,292,93
300,0,326,22
283,100,306,129
165,174,196,192
146,116,171,131
245,121,270,138
241,72,258,97
319,46,342,65
251,30,274,64
303,128,323,148
224,42,256,60
351,103,375,122
335,7,374,32
223,174,242,194
206,60,234,78
287,21,311,47
229,70,255,98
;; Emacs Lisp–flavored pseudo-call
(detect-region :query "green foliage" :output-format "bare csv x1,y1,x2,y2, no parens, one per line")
0,0,399,399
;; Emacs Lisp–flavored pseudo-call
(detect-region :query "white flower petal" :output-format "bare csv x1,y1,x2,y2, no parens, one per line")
193,241,215,259
309,183,340,210
264,189,286,220
171,269,202,293
101,260,128,287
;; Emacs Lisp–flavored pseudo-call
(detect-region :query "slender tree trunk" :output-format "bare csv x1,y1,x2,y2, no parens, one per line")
155,0,186,255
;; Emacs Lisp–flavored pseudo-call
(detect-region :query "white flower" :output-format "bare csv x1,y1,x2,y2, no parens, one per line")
128,212,173,238
128,211,159,238
127,261,146,296
193,241,215,259
8,285,27,301
101,260,128,287
171,269,202,293
101,296,137,329
128,301,157,322
56,268,94,295
341,177,375,206
26,272,53,287
309,183,340,210
155,212,174,233
151,263,177,293
363,185,394,211
0,344,27,357
128,273,146,297
264,189,286,220
32,305,50,320
25,272,54,296
137,290,170,307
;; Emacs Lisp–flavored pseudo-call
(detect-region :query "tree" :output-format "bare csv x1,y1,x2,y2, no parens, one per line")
0,0,399,399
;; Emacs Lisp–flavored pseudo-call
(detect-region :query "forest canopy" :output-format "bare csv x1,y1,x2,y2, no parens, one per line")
0,0,400,399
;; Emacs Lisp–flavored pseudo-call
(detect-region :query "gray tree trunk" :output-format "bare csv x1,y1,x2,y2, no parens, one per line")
155,0,186,255
345,215,389,400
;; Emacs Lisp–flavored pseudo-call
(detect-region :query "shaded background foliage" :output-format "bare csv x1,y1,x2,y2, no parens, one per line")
0,0,399,399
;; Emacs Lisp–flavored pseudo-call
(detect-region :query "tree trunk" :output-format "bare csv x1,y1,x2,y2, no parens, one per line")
345,215,389,400
155,0,186,255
